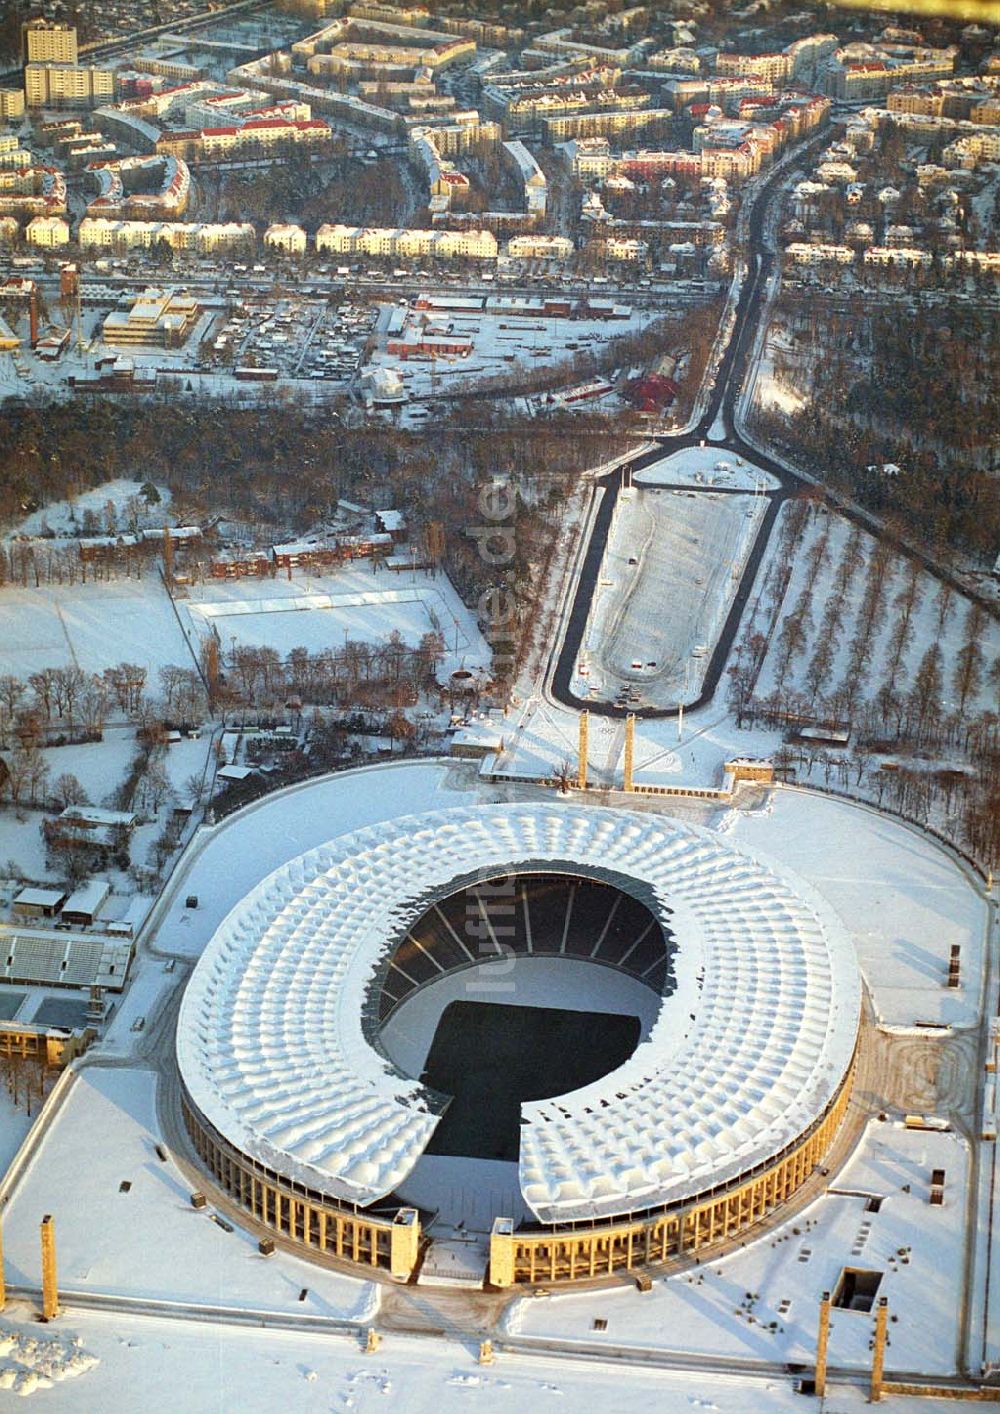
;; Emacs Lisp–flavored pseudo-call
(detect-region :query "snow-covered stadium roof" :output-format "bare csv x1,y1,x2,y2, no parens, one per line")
177,804,861,1224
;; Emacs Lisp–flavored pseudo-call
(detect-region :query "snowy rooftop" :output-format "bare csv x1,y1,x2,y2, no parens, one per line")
176,803,861,1225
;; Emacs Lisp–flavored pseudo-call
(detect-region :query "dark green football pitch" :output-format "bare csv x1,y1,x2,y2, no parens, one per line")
422,1000,641,1163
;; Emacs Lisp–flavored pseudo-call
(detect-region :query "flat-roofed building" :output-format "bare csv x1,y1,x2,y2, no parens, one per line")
25,63,115,109
61,879,112,928
24,19,78,65
103,288,200,347
12,887,66,920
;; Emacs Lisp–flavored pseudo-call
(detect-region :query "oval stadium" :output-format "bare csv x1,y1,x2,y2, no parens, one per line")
176,802,862,1288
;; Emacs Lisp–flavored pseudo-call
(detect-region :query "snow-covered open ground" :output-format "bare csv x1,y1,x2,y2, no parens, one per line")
730,789,987,1028
0,1305,826,1413
2,479,172,541
0,577,194,683
634,446,778,492
0,1066,380,1321
149,759,482,961
0,729,211,886
749,505,1000,718
0,561,488,687
578,485,767,708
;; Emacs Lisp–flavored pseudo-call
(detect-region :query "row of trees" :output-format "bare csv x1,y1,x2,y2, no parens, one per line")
208,631,447,711
728,500,1000,867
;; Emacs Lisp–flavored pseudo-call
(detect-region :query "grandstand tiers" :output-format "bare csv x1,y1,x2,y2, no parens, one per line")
177,803,861,1230
376,871,671,1024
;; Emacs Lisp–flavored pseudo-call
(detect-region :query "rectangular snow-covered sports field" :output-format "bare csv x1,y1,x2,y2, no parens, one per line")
580,486,765,708
184,564,488,676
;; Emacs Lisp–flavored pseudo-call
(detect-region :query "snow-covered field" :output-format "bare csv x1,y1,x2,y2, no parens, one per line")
0,578,193,682
748,506,1000,718
0,558,488,688
508,1120,968,1377
0,1081,39,1181
3,479,172,542
184,564,488,674
578,486,767,708
0,1305,822,1413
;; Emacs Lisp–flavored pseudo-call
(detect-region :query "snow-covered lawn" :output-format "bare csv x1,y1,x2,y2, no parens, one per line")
0,1079,39,1181
0,1066,380,1320
0,578,194,682
3,479,172,541
507,1121,968,1378
749,506,1000,717
579,486,767,708
0,1305,815,1414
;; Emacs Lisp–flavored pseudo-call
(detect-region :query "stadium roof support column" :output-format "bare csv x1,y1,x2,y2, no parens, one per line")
623,713,635,792
578,710,589,791
489,1216,515,1288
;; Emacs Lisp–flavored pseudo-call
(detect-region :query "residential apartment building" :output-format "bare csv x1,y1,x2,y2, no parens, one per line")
23,20,78,65
264,222,307,253
315,223,497,260
79,217,255,253
25,215,70,246
25,64,115,109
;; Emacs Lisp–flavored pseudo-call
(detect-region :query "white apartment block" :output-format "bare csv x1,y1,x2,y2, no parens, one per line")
315,223,497,259
784,241,855,264
505,234,574,259
79,217,255,253
25,215,70,246
264,222,307,254
863,245,933,268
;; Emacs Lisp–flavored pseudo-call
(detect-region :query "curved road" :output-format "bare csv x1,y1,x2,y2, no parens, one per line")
549,132,833,721
549,125,998,721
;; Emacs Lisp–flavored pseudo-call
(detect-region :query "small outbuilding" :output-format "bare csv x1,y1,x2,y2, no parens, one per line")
11,886,67,921
60,878,112,928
